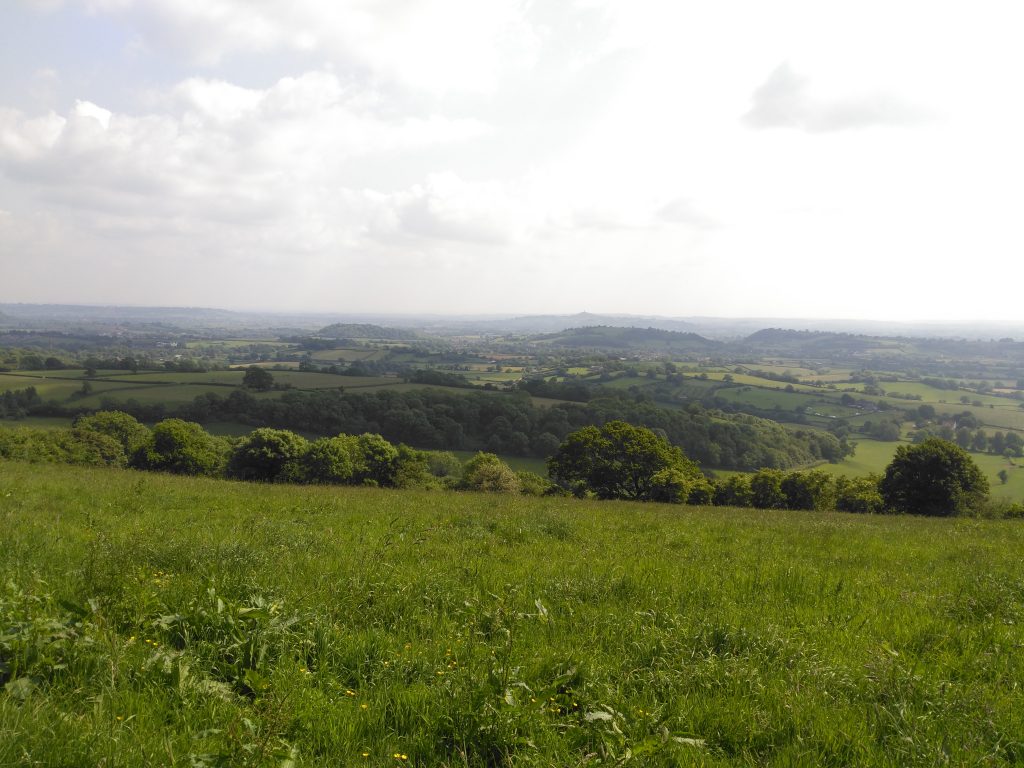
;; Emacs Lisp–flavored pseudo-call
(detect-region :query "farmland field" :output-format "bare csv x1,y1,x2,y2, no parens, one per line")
310,349,387,363
0,373,148,400
818,438,1024,499
2,461,1024,765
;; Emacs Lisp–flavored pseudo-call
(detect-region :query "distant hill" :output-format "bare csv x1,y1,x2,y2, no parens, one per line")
740,328,880,354
534,325,721,353
465,312,703,335
317,323,417,340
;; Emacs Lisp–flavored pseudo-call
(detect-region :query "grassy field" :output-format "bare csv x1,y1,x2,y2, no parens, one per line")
818,438,1024,500
311,349,390,363
2,462,1024,766
0,373,141,399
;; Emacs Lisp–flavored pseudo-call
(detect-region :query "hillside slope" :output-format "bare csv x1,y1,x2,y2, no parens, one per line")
1,462,1022,765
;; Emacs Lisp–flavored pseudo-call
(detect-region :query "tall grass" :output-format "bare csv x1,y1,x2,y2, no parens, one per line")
2,460,1023,765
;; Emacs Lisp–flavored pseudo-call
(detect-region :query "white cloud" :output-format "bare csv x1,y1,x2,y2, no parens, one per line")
65,0,544,95
5,1,1024,320
744,62,930,133
72,99,112,128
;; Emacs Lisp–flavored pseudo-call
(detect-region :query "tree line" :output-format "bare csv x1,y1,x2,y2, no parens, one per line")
0,413,1008,517
17,387,850,471
0,412,543,495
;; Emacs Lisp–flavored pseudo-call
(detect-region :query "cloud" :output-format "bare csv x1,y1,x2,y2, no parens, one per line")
657,198,717,229
743,61,930,133
0,70,521,275
55,0,544,96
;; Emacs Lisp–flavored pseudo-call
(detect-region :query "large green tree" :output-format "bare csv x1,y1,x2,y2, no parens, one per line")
227,428,308,482
548,420,703,501
242,366,275,391
880,437,988,516
131,419,226,476
72,411,150,457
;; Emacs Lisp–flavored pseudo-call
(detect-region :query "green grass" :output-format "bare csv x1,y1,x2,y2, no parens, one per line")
818,439,1024,500
71,384,233,408
0,374,148,401
816,438,900,479
310,349,388,363
712,386,813,411
2,461,1024,765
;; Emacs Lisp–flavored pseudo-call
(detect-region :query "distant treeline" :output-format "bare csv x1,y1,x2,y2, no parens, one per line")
14,386,850,470
3,415,1015,518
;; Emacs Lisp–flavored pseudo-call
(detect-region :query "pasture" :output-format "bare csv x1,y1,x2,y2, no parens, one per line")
2,461,1023,765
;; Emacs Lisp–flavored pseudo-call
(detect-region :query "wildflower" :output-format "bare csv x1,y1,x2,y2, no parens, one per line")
360,703,368,710
362,753,369,758
345,689,356,697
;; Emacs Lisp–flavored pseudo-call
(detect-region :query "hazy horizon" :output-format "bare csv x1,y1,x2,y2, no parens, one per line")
7,300,1024,337
3,2,1023,321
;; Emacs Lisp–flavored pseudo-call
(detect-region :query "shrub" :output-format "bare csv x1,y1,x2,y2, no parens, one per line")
299,436,357,485
228,428,308,482
750,469,787,509
462,453,521,493
72,411,150,456
712,475,753,507
781,470,836,511
880,438,989,516
835,475,884,513
132,419,227,476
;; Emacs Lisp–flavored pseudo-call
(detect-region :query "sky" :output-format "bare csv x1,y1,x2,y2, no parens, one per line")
1,1,1023,321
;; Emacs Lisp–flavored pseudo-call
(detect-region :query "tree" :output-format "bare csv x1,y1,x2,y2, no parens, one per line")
750,469,787,509
547,421,702,501
781,470,836,511
393,444,432,488
242,366,275,391
879,437,989,516
132,419,226,476
73,410,150,457
300,436,357,485
228,428,308,482
352,433,400,487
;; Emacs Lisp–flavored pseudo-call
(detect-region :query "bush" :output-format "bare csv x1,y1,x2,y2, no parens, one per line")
299,436,357,485
228,428,308,482
462,453,521,493
352,433,400,487
835,475,884,513
72,411,150,456
781,470,836,511
880,438,989,516
750,469,787,509
516,471,551,496
132,419,227,476
712,475,753,507
426,451,463,480
393,445,433,489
